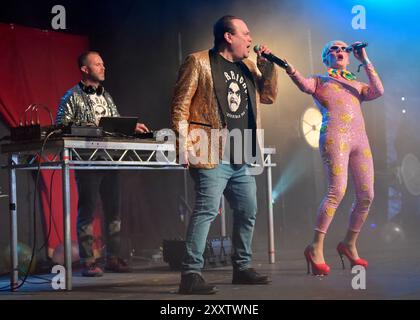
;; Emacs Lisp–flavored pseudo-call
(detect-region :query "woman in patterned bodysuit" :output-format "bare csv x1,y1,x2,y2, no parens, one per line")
284,41,384,275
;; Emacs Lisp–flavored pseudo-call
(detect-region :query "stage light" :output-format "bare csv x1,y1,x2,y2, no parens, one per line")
401,153,420,196
381,222,405,243
272,107,323,204
402,109,406,114
301,107,322,149
3,242,37,275
401,97,405,101
272,148,309,203
52,241,80,265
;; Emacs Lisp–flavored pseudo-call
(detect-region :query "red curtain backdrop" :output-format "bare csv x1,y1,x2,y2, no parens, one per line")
0,23,102,260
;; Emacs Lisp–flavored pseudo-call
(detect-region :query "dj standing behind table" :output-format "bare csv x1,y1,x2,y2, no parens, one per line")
171,15,278,294
56,51,149,277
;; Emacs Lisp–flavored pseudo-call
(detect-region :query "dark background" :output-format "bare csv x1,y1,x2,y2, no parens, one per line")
1,0,419,269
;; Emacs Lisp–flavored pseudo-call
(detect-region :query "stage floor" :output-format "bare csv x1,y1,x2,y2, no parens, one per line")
1,239,420,300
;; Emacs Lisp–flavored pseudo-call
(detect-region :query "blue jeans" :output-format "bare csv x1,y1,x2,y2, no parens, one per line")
182,164,257,274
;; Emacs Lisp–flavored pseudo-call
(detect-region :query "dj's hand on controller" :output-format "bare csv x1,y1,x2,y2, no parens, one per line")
135,122,150,133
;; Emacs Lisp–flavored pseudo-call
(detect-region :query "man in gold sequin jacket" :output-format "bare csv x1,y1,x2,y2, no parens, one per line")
171,15,278,295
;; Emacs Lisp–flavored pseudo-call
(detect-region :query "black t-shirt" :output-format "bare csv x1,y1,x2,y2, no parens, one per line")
217,54,256,164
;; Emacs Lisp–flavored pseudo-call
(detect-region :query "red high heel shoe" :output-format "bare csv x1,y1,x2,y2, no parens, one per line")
337,242,368,269
304,246,330,276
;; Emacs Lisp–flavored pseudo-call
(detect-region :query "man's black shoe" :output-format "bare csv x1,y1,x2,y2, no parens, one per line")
232,268,271,284
178,273,218,295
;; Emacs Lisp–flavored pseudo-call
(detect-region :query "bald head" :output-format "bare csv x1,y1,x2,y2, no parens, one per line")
78,51,105,83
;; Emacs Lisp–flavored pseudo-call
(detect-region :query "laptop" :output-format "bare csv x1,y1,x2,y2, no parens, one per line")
98,116,138,136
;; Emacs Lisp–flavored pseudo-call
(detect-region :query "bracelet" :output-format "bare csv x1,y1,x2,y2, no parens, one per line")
362,58,371,66
357,59,372,73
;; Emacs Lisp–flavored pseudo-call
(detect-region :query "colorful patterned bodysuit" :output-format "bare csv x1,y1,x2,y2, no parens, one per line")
289,64,384,233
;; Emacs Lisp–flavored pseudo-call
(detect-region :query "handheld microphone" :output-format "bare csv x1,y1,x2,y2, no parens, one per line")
253,45,289,69
345,42,368,53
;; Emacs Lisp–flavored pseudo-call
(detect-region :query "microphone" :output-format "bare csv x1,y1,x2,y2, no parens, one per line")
345,42,368,53
253,45,289,69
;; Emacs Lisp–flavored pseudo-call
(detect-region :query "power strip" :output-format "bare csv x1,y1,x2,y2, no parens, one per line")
60,125,103,137
10,124,42,142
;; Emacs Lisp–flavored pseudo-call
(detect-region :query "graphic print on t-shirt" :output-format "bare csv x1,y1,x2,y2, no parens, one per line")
88,94,110,125
224,70,248,119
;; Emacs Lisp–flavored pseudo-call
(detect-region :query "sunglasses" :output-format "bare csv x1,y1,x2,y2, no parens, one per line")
328,45,348,53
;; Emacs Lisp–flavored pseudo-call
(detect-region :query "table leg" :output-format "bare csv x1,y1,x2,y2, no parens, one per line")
266,154,275,264
61,148,72,290
9,154,18,290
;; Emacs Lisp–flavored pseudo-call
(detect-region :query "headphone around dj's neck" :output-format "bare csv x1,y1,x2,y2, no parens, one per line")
79,81,104,95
